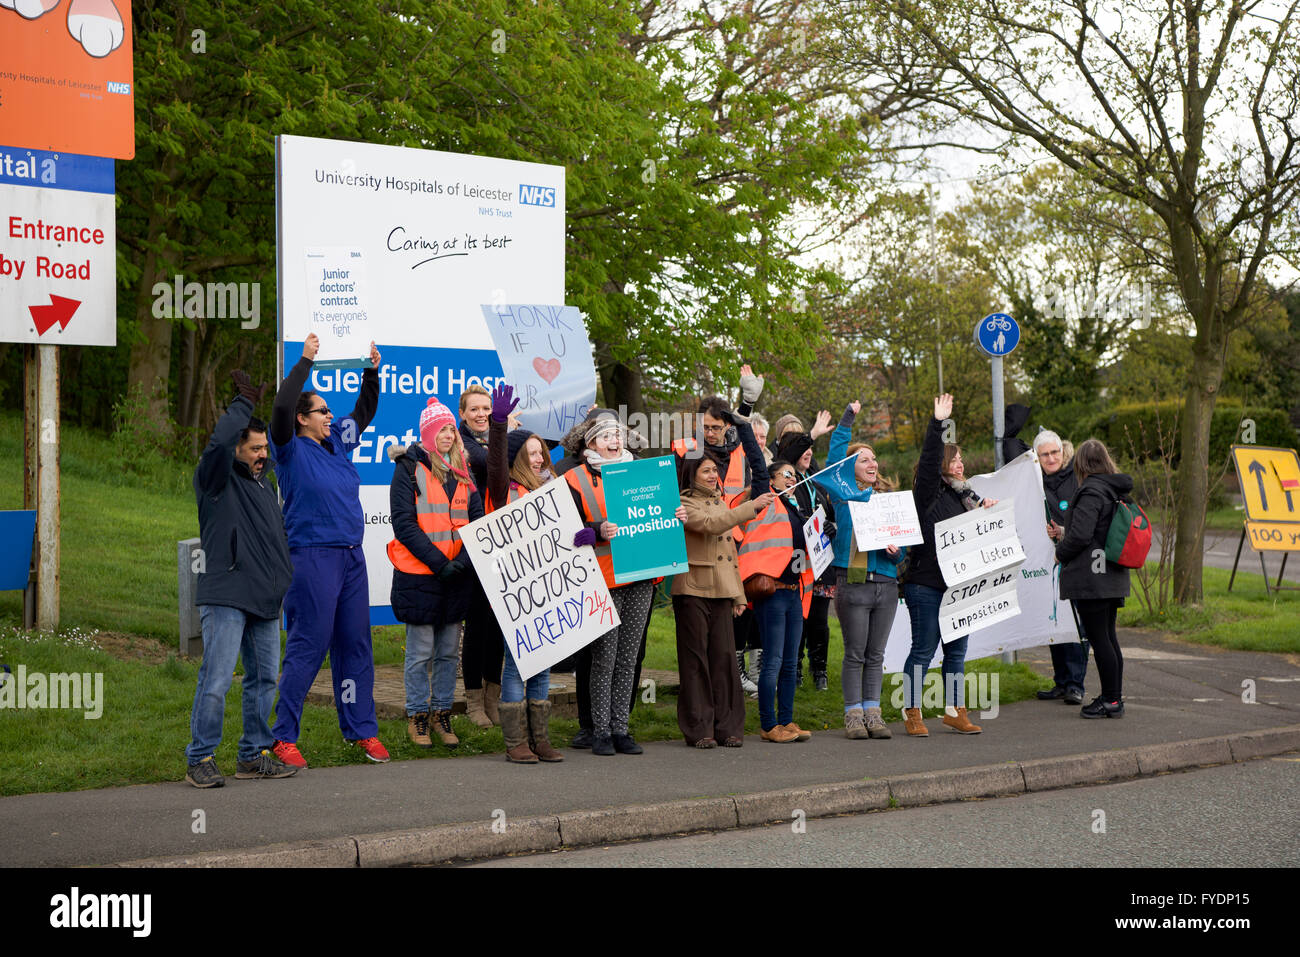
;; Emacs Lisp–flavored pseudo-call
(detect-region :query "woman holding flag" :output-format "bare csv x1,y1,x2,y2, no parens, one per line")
484,383,565,763
819,401,904,739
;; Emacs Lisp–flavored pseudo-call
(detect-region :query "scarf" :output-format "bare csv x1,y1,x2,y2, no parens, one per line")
583,448,633,471
942,475,983,511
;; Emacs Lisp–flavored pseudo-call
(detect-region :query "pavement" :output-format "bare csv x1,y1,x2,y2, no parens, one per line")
1,629,1297,867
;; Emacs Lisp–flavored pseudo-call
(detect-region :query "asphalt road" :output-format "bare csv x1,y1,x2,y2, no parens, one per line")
466,756,1300,868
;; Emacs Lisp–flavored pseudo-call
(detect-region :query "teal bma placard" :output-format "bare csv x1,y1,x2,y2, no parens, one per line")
600,456,688,584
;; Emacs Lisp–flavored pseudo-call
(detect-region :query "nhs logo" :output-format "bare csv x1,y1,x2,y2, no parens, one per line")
518,184,556,207
106,81,131,95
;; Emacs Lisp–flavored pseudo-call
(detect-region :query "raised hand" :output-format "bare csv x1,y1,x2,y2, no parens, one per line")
848,400,862,415
303,333,320,361
810,409,833,439
231,369,269,405
369,341,381,369
491,383,519,423
738,363,764,405
934,393,953,421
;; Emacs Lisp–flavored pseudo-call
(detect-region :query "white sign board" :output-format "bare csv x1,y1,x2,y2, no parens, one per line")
940,566,1022,641
275,134,565,624
457,477,620,681
849,491,924,551
304,245,373,367
803,505,834,579
0,147,116,346
933,498,1025,586
883,452,1080,669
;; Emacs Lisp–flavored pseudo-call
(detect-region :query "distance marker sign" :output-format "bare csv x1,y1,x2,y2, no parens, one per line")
0,145,115,346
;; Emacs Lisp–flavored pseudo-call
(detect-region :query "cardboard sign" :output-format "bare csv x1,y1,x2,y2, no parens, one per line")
933,499,1025,586
803,505,834,579
848,491,924,552
457,476,619,681
601,456,688,584
304,246,372,368
480,304,596,440
939,566,1022,641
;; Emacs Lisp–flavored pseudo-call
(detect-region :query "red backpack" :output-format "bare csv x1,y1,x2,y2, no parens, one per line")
1104,498,1152,568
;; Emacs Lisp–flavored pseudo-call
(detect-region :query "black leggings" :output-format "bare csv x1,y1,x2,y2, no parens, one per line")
461,587,504,690
798,595,832,674
1073,598,1123,701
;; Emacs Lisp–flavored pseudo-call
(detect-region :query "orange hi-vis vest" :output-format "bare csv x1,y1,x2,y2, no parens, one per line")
486,481,527,513
565,464,624,590
737,496,814,616
671,437,749,507
387,464,471,574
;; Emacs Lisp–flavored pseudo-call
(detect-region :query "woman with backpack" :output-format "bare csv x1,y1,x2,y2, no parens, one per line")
1054,438,1134,718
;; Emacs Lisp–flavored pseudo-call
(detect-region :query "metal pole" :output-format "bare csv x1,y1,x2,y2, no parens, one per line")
23,345,38,630
35,345,60,631
929,186,943,393
991,355,1005,470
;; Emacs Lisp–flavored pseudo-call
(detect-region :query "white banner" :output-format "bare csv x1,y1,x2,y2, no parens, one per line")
457,476,620,681
849,491,924,551
934,498,1025,587
883,452,1081,671
803,505,834,579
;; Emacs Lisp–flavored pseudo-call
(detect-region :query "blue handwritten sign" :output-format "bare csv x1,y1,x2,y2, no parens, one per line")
479,304,596,440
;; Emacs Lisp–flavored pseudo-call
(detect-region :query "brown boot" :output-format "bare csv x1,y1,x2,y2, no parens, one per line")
499,701,537,764
431,709,459,748
903,707,929,737
942,707,982,734
408,712,432,748
464,687,492,728
527,699,564,762
483,681,502,727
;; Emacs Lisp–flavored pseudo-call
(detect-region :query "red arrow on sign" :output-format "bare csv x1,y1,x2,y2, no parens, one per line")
29,295,81,336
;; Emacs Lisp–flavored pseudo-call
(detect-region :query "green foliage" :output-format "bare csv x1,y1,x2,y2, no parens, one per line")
1088,401,1299,468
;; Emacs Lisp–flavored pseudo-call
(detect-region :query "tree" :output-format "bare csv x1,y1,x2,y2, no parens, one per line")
866,0,1300,603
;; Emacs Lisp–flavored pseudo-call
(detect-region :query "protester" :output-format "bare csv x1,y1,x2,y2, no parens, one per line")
566,413,657,755
1055,439,1133,719
185,372,297,788
485,383,567,763
776,429,837,690
826,401,904,740
900,393,997,737
269,334,389,766
751,414,774,466
743,456,817,743
387,397,483,751
458,383,501,730
1034,429,1090,705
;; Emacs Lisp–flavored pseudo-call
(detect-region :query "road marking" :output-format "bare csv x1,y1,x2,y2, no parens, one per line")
1123,648,1208,661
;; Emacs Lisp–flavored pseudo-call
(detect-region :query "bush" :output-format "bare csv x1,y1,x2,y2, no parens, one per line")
1088,400,1299,467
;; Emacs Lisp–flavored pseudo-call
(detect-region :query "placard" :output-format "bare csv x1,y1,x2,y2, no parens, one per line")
803,506,834,579
304,246,372,368
933,498,1025,586
456,476,619,681
939,566,1022,641
848,491,924,552
601,456,688,584
480,304,596,440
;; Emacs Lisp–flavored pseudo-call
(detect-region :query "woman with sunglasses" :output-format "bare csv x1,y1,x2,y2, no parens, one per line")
268,333,389,767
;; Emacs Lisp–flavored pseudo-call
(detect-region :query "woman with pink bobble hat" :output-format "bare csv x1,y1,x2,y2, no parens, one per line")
387,395,484,751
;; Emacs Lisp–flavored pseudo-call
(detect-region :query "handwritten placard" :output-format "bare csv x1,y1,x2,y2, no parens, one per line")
939,566,1022,640
803,505,834,579
304,246,372,369
456,476,619,680
933,498,1025,587
480,304,596,441
848,491,924,551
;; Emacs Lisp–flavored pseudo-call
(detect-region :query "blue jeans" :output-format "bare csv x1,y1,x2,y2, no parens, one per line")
755,588,803,730
501,641,550,703
901,583,970,708
187,605,281,764
404,622,460,715
1049,641,1089,693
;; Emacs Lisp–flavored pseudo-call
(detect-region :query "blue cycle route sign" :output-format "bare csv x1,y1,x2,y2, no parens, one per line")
975,313,1019,356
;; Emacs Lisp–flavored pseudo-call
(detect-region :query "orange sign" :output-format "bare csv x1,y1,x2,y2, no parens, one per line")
0,0,135,159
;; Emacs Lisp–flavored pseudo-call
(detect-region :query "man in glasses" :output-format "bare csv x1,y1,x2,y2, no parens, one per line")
186,370,297,787
268,332,390,768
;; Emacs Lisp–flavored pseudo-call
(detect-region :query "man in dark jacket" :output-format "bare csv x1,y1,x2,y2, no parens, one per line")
1033,429,1090,704
186,372,297,788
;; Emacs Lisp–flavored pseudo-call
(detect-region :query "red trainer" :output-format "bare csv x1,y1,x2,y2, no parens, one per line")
272,740,308,769
351,737,390,763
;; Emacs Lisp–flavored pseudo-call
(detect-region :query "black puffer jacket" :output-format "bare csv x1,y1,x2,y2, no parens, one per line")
1056,472,1133,601
388,442,485,625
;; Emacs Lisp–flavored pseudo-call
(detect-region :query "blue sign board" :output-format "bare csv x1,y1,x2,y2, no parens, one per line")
975,312,1019,356
0,145,114,194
